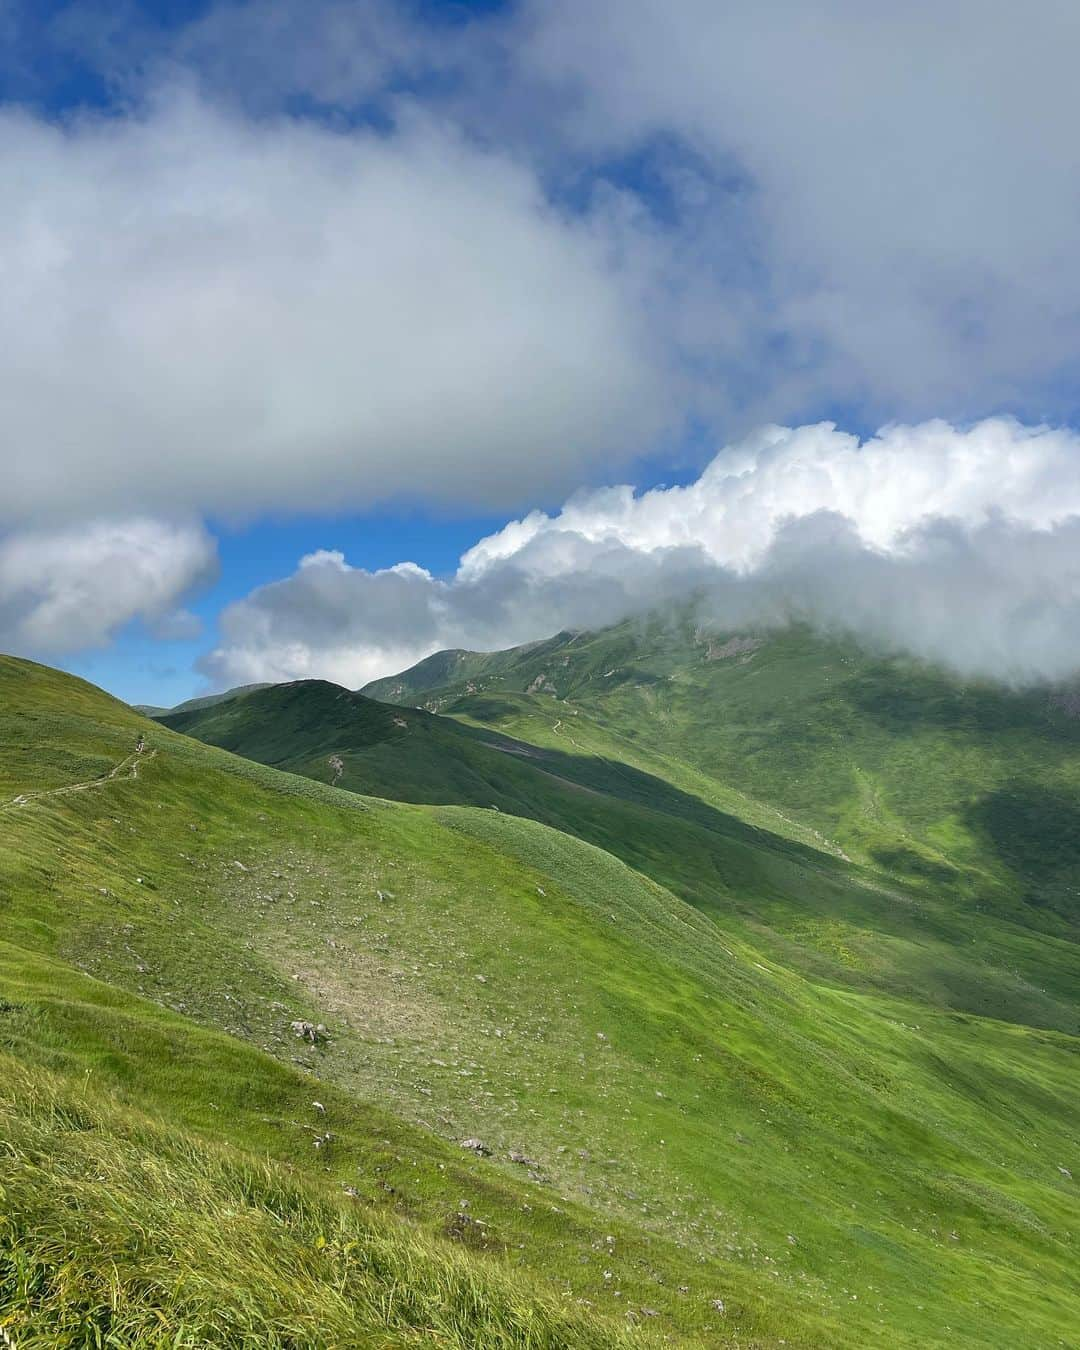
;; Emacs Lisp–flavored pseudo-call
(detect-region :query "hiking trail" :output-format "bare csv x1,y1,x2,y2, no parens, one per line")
3,747,158,813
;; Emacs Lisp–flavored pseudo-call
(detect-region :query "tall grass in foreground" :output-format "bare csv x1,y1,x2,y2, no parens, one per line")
0,1059,647,1349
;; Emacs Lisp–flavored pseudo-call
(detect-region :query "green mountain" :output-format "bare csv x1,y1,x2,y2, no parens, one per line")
366,616,1080,931
162,662,1079,1036
0,657,681,1347
143,621,1080,1345
2,621,1078,1346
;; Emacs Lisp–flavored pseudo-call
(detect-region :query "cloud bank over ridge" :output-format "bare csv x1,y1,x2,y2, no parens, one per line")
6,3,1080,697
206,418,1080,690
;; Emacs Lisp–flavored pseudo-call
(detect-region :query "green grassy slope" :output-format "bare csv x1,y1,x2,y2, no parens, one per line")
0,660,706,1345
0,1046,647,1350
4,654,1080,1346
363,619,1080,1016
162,673,1080,1040
364,617,1080,924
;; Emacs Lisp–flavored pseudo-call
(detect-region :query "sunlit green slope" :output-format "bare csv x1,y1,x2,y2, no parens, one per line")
364,616,1080,927
2,652,1078,1344
165,661,1080,1038
362,618,1080,1018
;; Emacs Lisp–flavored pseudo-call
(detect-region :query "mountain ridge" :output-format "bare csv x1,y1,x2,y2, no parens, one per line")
3,638,1078,1346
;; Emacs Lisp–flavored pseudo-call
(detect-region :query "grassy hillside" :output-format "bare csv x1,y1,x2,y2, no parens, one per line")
363,619,1080,1008
364,617,1080,923
0,1047,646,1349
162,673,1080,1040
0,659,700,1345
4,653,1080,1345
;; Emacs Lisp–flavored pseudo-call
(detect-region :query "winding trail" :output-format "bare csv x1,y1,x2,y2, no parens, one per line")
3,747,157,813
550,716,583,750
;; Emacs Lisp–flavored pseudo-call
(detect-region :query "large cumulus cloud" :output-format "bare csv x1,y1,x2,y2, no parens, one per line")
7,3,1080,692
2,91,668,526
205,419,1080,689
11,0,1080,514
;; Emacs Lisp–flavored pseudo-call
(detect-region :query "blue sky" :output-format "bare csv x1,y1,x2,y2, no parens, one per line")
5,0,1080,701
69,431,721,704
69,508,509,704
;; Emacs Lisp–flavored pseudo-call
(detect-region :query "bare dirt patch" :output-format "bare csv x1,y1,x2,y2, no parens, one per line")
276,941,448,1046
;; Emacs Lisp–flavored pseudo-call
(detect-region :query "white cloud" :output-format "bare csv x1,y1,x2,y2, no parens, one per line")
462,418,1080,572
512,0,1080,421
12,0,1079,477
7,3,1080,694
1,90,668,525
6,0,1080,519
205,418,1080,689
0,519,216,654
150,0,425,110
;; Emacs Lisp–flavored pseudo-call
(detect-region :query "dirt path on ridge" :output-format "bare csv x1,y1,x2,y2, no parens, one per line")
2,747,158,813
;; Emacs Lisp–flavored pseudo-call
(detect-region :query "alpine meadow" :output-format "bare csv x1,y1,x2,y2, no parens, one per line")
1,614,1077,1345
3,2,1080,1347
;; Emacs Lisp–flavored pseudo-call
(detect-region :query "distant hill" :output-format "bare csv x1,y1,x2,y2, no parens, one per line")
135,681,273,718
362,633,581,705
